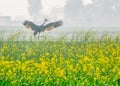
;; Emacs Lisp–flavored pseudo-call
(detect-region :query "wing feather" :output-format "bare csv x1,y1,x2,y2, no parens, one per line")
41,20,63,31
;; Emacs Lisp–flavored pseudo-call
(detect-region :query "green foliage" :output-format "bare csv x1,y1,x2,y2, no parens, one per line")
0,30,120,86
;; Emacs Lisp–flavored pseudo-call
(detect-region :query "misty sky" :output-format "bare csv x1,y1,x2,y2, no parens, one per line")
0,0,29,19
0,0,120,26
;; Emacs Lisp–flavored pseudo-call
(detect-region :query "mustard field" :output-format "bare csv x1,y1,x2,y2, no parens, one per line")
0,31,120,86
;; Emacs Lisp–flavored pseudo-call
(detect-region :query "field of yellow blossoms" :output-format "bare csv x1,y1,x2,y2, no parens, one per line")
0,31,120,86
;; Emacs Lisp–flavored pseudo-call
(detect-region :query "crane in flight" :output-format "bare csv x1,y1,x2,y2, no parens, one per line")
23,19,63,38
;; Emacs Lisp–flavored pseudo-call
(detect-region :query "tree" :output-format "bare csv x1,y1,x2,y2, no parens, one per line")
27,0,42,20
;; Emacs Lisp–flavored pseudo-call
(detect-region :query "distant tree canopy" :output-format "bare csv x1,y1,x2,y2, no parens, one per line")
27,0,42,20
27,0,120,25
64,0,120,25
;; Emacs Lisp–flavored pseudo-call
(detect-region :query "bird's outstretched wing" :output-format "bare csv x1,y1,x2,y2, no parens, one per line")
41,20,63,32
23,20,63,39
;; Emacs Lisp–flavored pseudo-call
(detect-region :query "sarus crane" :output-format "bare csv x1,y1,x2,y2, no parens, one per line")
23,19,63,38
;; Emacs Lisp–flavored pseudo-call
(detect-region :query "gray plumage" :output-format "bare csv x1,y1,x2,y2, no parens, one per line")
23,19,63,37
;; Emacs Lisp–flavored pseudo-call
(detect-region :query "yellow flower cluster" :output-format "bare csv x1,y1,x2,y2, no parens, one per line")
0,40,120,85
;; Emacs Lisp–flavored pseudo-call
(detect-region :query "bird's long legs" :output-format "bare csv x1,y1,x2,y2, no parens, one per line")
34,32,46,40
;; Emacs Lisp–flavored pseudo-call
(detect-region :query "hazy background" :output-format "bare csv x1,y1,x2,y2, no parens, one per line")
0,0,120,26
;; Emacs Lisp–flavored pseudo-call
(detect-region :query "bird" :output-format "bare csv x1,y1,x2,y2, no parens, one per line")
23,19,63,38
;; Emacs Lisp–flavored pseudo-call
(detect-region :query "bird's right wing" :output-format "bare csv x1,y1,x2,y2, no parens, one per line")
42,20,63,31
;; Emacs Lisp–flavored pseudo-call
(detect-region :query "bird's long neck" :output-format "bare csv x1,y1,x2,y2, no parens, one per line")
41,20,47,27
